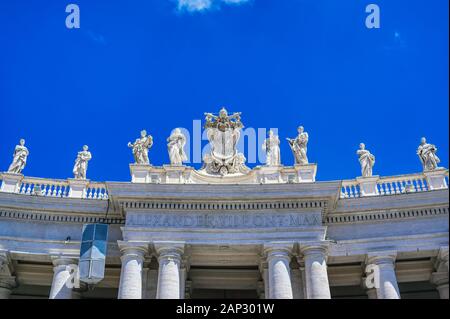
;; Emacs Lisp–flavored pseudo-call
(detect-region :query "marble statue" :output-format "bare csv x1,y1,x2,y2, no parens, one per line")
201,107,249,176
357,143,375,177
73,145,92,179
167,128,187,165
287,126,309,165
7,139,29,174
128,130,153,165
262,130,281,166
417,137,440,171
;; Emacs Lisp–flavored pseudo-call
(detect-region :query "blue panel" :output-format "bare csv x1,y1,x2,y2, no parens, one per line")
82,224,95,241
94,224,108,241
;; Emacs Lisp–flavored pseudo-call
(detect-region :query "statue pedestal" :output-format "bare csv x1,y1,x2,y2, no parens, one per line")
356,176,380,197
0,172,24,193
424,168,448,190
294,164,317,183
163,165,192,184
129,164,154,183
256,166,283,184
68,178,90,199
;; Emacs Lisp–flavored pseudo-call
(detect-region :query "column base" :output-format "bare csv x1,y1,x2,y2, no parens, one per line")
0,172,24,193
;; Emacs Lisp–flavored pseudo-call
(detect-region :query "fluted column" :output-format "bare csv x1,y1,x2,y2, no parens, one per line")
264,243,293,299
155,242,184,299
49,257,78,299
117,241,148,299
366,252,400,299
300,244,331,299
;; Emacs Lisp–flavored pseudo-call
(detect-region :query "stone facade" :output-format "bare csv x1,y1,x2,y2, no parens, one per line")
0,167,448,299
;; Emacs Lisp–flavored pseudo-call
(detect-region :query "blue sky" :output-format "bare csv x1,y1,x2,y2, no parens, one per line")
0,0,448,182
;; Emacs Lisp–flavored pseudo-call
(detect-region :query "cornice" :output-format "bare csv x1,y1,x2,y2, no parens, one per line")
0,208,124,225
326,205,449,225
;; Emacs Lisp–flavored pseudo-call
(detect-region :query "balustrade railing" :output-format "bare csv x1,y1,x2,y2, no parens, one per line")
19,177,70,197
340,172,448,198
0,176,108,200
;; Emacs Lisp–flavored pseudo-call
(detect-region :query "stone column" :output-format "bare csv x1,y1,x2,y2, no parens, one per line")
366,251,400,299
431,247,449,299
300,244,331,299
259,260,269,299
117,242,148,299
155,242,184,299
264,243,293,299
49,257,79,299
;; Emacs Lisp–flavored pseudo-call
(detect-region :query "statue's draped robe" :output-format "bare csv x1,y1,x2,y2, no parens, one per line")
8,145,29,174
417,144,440,171
290,133,308,165
73,151,92,178
168,134,187,165
264,136,281,166
357,150,375,177
132,137,152,164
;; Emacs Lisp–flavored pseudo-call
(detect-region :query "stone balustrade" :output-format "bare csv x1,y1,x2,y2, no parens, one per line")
0,174,108,200
340,169,448,198
1,169,447,201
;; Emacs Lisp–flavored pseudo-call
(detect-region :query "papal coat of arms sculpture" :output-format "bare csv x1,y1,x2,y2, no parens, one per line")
200,107,250,176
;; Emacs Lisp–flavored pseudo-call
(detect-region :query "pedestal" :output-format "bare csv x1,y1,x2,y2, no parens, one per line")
129,164,152,183
356,176,380,197
294,164,317,183
256,166,283,184
68,178,89,199
163,165,192,184
0,172,24,193
424,168,448,190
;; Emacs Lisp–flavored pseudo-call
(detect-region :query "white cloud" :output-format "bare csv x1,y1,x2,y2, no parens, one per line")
176,0,250,12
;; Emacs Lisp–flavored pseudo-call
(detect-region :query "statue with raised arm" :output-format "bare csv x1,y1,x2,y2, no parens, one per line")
357,143,375,177
167,128,188,165
128,130,153,165
73,145,92,179
287,126,309,165
7,139,29,174
417,137,440,171
262,130,281,166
